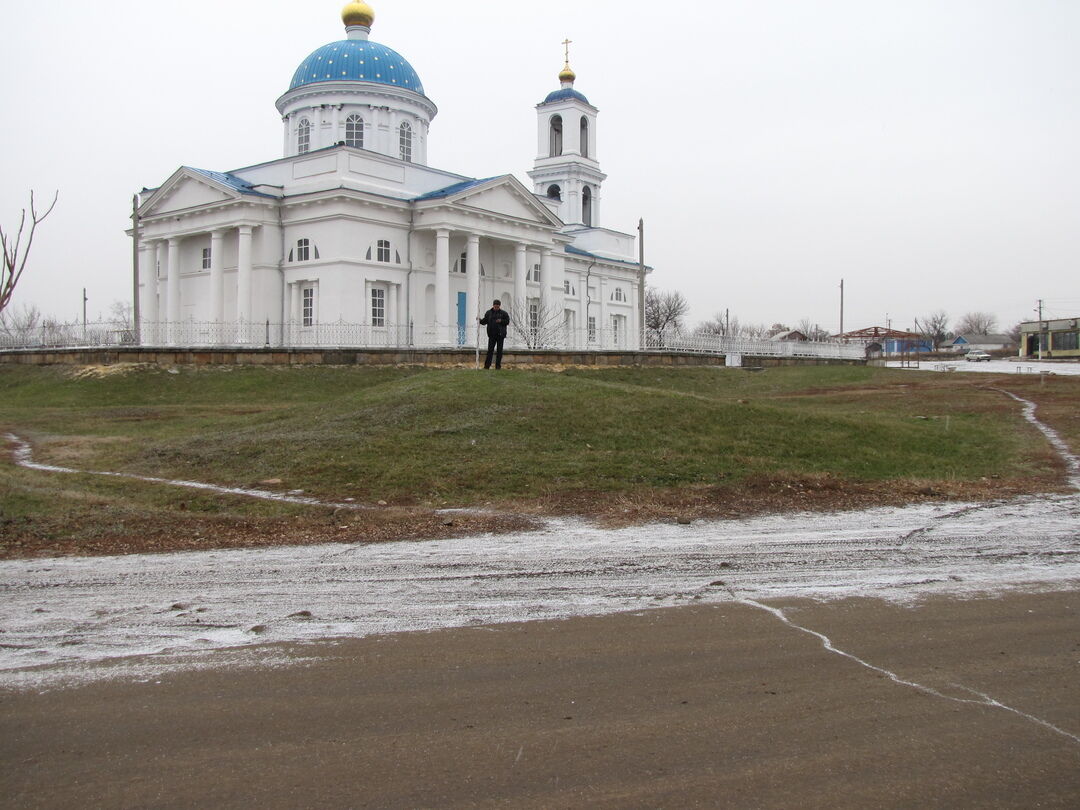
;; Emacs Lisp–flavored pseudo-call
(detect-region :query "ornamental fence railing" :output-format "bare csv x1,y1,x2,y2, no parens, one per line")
0,320,866,361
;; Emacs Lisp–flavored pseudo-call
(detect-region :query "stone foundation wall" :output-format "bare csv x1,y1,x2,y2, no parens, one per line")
0,347,864,368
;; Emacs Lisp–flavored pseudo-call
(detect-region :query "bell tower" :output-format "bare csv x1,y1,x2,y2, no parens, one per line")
527,43,607,228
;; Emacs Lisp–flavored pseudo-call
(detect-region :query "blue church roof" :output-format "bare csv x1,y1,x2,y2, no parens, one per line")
184,167,277,199
543,87,591,105
413,177,497,202
289,40,426,95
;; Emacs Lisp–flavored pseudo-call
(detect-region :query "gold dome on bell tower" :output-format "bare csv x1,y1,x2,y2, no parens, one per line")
341,1,375,28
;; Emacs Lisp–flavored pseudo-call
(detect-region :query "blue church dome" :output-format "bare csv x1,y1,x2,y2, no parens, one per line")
543,87,591,105
289,39,426,96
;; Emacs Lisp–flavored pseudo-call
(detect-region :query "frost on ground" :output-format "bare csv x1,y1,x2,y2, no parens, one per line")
1,391,1078,691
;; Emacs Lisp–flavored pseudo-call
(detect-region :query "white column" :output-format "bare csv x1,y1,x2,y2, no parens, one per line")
237,225,253,332
513,243,527,310
166,238,181,340
598,278,608,349
289,282,300,344
388,283,399,343
209,230,225,327
155,241,168,342
513,243,528,347
580,274,590,350
435,229,450,344
466,234,480,347
139,242,157,334
540,248,554,314
282,115,291,157
331,105,341,145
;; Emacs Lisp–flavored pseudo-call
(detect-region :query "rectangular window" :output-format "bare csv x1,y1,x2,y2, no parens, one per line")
588,316,597,343
1052,331,1079,351
371,288,386,327
529,300,539,331
612,315,621,344
201,248,211,270
302,287,315,327
297,239,310,262
528,264,541,283
377,240,391,263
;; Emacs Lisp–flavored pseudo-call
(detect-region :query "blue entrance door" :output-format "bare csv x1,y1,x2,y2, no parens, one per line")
456,292,467,345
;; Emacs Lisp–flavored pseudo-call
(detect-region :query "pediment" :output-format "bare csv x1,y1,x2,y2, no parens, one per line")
140,170,238,218
437,176,562,227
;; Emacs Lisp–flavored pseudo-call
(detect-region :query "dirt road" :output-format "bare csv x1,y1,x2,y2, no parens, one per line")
3,591,1078,808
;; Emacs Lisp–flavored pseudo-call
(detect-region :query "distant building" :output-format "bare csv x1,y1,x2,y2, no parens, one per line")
834,327,932,357
1018,318,1080,359
943,334,1013,354
769,330,808,342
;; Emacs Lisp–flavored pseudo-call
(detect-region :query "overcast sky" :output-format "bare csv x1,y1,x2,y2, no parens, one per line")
2,0,1077,333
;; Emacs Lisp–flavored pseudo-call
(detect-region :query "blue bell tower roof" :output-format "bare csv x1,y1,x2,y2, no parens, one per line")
542,87,591,105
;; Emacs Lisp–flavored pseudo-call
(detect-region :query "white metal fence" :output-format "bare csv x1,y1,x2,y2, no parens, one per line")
0,320,866,360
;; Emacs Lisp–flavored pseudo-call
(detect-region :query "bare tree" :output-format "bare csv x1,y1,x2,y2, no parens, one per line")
1,191,59,315
507,297,565,349
795,318,831,341
740,322,770,339
918,310,950,347
106,300,134,330
0,302,41,337
694,312,728,336
955,311,998,336
1006,320,1023,345
645,289,689,344
766,322,790,338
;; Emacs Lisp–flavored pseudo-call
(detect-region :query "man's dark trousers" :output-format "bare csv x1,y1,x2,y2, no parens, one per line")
485,336,505,369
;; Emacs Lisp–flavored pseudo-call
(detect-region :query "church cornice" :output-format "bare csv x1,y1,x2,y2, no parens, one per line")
276,81,438,119
413,205,559,240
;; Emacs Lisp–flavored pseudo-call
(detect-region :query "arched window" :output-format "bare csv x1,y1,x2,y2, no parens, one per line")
611,287,626,302
454,251,486,276
580,116,589,159
582,185,593,227
546,184,562,201
549,115,563,157
377,240,391,263
297,118,311,154
399,122,413,162
345,114,364,148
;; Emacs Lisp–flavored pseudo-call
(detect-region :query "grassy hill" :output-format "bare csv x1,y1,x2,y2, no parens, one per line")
0,363,1073,556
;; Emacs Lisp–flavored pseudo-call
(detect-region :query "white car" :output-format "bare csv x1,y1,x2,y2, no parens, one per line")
965,350,992,362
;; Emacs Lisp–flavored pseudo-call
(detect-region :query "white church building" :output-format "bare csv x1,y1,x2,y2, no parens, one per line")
132,2,650,351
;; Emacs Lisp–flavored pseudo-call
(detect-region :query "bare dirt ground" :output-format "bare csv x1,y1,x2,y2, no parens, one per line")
3,591,1078,809
1,461,1065,560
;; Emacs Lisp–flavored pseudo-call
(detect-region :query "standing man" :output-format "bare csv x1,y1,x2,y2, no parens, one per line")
479,299,511,370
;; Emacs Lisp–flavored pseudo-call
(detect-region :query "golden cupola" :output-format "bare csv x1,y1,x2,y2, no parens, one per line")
342,2,375,32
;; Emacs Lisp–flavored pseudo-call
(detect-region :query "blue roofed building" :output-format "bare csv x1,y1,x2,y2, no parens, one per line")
130,2,650,350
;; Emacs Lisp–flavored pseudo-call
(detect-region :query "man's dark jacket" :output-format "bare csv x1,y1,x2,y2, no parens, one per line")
480,308,510,339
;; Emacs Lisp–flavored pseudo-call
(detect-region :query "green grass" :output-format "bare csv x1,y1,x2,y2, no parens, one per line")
0,363,1059,513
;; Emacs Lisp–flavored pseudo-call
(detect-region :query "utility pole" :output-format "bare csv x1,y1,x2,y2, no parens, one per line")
132,193,141,345
839,278,844,337
1037,298,1044,360
637,218,646,350
725,307,730,337
82,288,88,340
